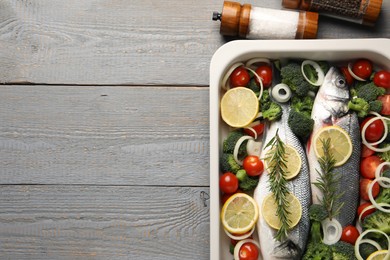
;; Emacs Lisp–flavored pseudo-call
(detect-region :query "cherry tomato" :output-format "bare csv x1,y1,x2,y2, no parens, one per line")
255,65,273,88
239,242,259,260
377,95,390,116
243,121,265,138
243,156,264,177
352,59,373,80
230,67,250,88
360,116,385,142
361,144,376,158
219,172,239,194
373,70,390,89
341,225,360,245
357,202,376,220
360,178,380,201
340,66,354,86
360,155,383,179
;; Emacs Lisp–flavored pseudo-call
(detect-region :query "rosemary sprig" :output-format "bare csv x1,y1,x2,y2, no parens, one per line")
264,130,291,241
313,138,344,220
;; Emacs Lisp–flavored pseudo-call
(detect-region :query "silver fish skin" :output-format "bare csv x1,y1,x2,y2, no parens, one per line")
306,67,361,228
254,103,311,260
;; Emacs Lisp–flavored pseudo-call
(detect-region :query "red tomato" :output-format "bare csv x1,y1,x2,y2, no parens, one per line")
373,71,390,88
360,155,383,179
352,59,373,80
244,121,265,138
239,242,259,260
219,172,239,194
360,116,385,142
361,144,376,158
377,95,390,116
340,66,354,86
340,225,360,245
357,202,376,220
243,156,264,177
230,67,250,88
360,178,380,201
255,65,273,88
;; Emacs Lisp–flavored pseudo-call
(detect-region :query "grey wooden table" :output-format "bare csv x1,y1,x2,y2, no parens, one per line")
0,1,389,259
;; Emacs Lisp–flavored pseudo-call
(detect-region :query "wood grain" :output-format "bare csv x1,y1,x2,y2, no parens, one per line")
0,185,210,259
0,0,389,86
0,85,210,186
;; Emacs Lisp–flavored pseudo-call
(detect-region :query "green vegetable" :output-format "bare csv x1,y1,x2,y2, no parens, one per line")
247,78,260,93
308,204,328,243
288,96,315,142
356,82,385,102
378,143,390,162
359,243,377,260
260,89,271,110
303,241,333,260
362,210,390,238
236,169,259,191
368,100,383,113
330,241,355,260
348,98,370,118
280,62,312,97
223,130,247,159
220,153,241,174
376,186,390,204
262,102,282,121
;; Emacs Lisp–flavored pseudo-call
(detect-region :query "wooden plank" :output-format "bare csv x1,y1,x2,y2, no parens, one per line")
0,0,389,86
0,85,210,186
0,185,210,259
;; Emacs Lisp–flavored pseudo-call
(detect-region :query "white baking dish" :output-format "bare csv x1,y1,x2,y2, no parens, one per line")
209,38,390,260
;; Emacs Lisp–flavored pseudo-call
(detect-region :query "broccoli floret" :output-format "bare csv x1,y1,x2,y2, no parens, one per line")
247,78,260,93
376,187,390,204
236,169,259,191
356,82,386,102
331,241,355,260
260,89,271,111
348,98,370,118
359,243,377,260
220,153,241,174
223,130,247,159
288,95,315,142
308,204,328,243
262,102,282,121
378,144,390,162
281,63,312,97
362,210,390,238
303,241,333,260
369,100,383,113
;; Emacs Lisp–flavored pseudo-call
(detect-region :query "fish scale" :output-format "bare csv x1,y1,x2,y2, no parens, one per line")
254,103,311,260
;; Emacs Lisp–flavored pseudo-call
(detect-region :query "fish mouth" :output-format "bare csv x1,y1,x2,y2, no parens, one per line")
271,239,302,259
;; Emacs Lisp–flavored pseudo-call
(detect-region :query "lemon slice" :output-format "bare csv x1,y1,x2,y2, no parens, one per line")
261,193,302,230
367,250,389,260
221,193,259,235
220,87,259,128
264,144,302,180
313,126,353,167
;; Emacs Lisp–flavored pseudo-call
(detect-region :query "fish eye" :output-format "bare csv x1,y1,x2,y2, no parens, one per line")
336,77,346,88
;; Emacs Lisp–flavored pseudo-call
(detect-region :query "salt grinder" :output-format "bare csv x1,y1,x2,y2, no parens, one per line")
212,1,319,39
282,0,383,26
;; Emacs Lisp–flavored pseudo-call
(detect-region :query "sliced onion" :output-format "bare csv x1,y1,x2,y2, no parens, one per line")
355,229,390,260
358,204,377,224
224,226,255,241
233,238,260,260
245,67,264,101
301,60,325,86
361,112,390,152
359,238,382,251
234,136,254,165
244,127,258,140
348,62,366,81
246,139,262,157
375,162,390,187
271,83,292,103
245,58,271,69
221,62,245,90
321,218,342,245
368,177,390,213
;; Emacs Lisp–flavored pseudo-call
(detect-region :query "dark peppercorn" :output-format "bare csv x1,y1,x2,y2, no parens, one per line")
311,0,365,18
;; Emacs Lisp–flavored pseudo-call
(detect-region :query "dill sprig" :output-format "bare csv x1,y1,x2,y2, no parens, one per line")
264,130,291,241
314,138,344,220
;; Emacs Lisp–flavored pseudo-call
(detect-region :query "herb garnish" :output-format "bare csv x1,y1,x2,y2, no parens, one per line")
264,130,291,241
314,138,344,219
